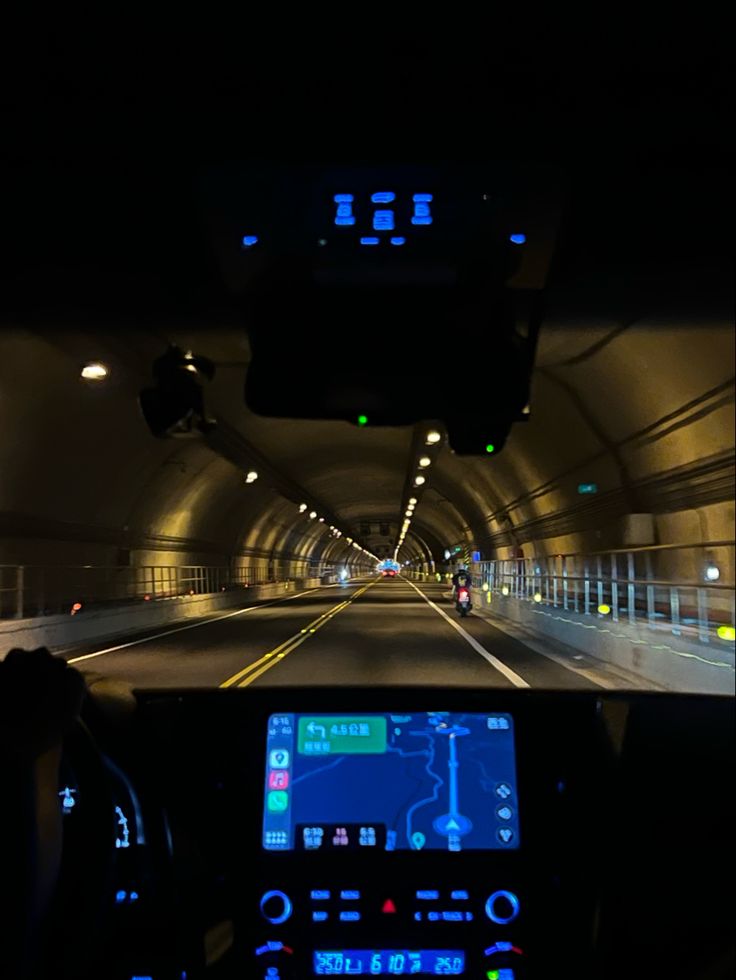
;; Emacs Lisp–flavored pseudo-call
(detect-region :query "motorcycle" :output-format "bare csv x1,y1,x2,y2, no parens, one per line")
455,586,472,617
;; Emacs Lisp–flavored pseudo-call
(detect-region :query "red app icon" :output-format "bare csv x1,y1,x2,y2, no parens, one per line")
269,770,290,790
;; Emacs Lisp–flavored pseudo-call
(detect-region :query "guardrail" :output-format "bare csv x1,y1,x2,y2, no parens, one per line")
0,562,340,620
472,541,735,645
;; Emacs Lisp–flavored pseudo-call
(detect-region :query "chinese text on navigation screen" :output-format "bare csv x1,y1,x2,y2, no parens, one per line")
262,712,520,852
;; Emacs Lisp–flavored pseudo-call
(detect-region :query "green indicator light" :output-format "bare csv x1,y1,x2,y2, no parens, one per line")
357,415,368,426
485,444,495,454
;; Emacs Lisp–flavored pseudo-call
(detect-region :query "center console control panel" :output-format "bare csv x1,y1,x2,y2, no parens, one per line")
253,876,527,977
247,710,538,978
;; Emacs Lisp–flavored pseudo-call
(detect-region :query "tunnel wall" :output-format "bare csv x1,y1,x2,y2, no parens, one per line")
444,321,734,563
479,593,735,696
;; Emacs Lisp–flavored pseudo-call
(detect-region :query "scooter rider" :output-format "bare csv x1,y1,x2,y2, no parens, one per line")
451,564,472,600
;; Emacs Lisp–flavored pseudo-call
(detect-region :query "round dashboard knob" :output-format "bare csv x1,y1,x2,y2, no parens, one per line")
260,890,293,925
485,890,520,925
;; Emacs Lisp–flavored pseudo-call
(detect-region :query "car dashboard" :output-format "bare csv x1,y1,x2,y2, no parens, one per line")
57,686,734,980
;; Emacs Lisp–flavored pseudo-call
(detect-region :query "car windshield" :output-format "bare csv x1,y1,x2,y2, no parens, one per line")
0,31,733,700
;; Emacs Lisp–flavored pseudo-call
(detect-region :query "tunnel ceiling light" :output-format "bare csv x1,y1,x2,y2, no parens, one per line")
409,497,418,505
418,456,431,468
299,503,308,512
414,475,426,486
245,470,259,483
425,430,441,445
319,517,325,522
80,362,109,381
405,509,413,517
705,563,721,582
309,511,317,519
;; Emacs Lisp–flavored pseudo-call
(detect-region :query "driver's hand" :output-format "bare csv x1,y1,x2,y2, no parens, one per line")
0,647,86,763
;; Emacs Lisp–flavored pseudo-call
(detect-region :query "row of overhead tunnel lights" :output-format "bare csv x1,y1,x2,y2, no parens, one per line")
79,359,376,562
298,503,378,563
393,428,442,562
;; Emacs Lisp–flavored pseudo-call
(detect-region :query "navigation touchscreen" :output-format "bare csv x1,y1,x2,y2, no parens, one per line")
262,712,520,852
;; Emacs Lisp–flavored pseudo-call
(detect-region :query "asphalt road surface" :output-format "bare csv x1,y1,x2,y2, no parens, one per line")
62,577,609,690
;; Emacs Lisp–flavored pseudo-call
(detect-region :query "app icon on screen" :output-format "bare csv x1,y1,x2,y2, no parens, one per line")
270,749,290,769
269,770,290,790
267,790,290,813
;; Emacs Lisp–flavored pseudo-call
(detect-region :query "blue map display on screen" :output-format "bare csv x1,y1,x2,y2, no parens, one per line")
262,712,520,852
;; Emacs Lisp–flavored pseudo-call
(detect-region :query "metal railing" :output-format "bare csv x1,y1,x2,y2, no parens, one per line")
472,541,735,645
0,561,340,620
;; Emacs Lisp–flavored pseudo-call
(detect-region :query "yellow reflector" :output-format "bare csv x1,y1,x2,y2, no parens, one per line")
533,592,542,603
598,604,611,615
717,625,736,641
501,586,510,596
482,582,489,592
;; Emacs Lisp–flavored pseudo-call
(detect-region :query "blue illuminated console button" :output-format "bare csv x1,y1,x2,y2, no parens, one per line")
313,911,329,922
339,911,362,922
450,890,469,901
259,890,293,925
416,890,440,900
485,890,520,925
340,890,361,901
310,890,331,901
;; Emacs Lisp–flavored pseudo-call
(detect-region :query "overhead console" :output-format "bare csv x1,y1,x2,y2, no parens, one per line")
198,163,565,454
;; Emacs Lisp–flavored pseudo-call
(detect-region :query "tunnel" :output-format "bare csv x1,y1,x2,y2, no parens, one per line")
0,301,733,695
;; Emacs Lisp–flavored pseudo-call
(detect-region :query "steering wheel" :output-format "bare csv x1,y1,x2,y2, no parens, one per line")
0,651,117,980
44,718,119,979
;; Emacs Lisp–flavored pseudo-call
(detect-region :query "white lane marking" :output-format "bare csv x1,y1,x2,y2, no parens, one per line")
65,587,328,664
404,580,531,689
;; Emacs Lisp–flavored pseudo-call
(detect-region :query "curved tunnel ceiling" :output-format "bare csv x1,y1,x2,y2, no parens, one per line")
0,306,733,574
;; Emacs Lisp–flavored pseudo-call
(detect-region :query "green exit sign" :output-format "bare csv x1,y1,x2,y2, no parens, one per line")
578,483,598,495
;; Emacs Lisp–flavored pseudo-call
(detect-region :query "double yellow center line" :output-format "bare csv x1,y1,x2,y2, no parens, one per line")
220,580,377,688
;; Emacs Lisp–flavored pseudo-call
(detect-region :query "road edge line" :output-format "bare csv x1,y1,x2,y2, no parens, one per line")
404,579,531,689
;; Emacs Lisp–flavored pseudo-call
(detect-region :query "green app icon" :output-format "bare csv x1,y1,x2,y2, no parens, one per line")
267,790,289,812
